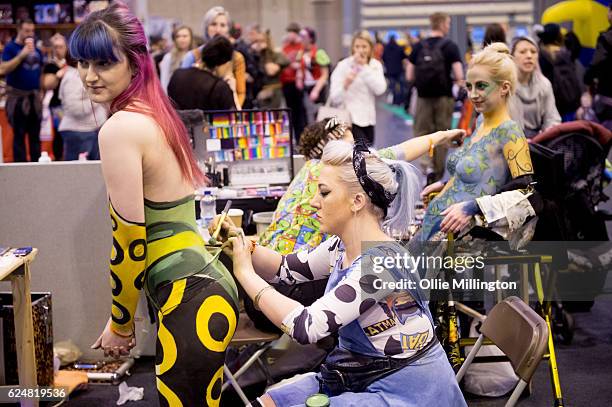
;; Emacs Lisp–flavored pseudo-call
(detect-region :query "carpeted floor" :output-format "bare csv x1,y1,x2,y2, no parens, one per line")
62,295,612,407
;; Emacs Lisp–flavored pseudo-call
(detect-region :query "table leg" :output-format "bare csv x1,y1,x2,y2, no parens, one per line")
10,262,38,407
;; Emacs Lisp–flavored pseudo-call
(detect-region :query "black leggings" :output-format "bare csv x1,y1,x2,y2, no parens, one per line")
154,276,239,406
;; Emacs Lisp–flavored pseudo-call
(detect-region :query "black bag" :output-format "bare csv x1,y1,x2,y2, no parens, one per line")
542,49,581,114
318,337,438,396
414,38,450,96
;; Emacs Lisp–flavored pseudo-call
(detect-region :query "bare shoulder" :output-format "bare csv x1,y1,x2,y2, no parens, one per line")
99,110,161,147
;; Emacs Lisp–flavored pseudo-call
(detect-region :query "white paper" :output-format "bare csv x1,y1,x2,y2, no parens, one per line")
206,138,221,152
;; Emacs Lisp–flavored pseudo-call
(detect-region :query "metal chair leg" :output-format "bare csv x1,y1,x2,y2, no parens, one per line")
223,364,251,406
456,334,485,382
505,379,528,407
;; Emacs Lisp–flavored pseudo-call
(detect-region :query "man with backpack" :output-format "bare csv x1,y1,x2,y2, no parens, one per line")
407,12,464,182
538,23,582,122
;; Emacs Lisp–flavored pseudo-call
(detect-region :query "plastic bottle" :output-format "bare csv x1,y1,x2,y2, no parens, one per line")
38,151,51,163
305,394,329,407
200,190,217,228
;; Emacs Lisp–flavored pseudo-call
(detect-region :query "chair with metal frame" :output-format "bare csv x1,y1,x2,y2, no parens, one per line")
223,312,281,406
456,296,549,407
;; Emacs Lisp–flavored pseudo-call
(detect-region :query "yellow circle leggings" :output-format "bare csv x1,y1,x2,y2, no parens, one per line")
153,276,239,407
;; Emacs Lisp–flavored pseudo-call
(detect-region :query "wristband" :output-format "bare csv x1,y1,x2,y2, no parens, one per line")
428,136,435,158
254,285,275,311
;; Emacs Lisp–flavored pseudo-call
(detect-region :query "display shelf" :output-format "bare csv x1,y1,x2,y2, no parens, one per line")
198,109,295,187
205,110,292,163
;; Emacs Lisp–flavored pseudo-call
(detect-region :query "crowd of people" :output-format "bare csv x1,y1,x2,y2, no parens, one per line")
2,1,611,406
2,5,611,164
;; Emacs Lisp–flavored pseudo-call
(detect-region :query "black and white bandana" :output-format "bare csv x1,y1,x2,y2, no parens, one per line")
352,132,396,216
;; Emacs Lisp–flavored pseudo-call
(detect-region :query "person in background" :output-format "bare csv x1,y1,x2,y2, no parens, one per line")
407,12,464,182
158,25,194,93
537,23,582,121
230,22,259,109
584,3,612,130
149,35,167,77
245,23,262,46
70,3,239,405
509,36,561,137
251,30,289,109
259,117,465,255
373,32,384,61
483,23,506,47
297,27,330,125
58,51,107,160
181,6,246,108
281,22,306,140
2,18,44,162
42,33,68,160
382,34,407,106
329,30,386,146
168,35,236,111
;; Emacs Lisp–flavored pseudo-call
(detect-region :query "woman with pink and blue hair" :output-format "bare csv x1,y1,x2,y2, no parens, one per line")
69,2,239,405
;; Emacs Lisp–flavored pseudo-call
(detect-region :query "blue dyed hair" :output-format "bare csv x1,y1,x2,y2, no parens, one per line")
69,21,121,63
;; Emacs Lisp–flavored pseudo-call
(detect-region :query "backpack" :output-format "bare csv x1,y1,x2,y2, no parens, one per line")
414,38,450,96
542,49,581,114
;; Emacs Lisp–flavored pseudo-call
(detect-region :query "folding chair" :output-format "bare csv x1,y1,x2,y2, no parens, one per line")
456,296,549,407
223,312,281,406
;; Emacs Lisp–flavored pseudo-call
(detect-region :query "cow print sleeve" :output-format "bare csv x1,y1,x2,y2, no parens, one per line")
280,253,398,344
270,236,340,285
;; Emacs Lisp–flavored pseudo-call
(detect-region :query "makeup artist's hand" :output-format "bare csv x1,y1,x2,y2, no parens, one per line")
222,231,253,277
208,214,241,243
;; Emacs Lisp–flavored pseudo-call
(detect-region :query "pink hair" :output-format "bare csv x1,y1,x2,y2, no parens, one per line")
70,1,206,187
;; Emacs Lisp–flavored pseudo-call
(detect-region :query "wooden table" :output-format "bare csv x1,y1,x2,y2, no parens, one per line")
0,249,39,407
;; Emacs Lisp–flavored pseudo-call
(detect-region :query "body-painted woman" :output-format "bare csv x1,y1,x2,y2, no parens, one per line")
71,3,238,405
418,42,535,241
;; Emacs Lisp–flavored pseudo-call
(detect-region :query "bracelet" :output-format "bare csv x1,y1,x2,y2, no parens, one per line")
254,285,275,311
110,325,134,338
428,136,435,158
250,239,258,254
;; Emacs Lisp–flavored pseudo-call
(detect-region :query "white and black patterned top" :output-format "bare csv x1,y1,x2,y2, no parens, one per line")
275,236,435,359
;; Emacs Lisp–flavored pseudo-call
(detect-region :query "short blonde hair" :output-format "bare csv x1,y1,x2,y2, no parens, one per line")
321,140,397,220
351,30,374,60
430,12,449,30
468,42,517,98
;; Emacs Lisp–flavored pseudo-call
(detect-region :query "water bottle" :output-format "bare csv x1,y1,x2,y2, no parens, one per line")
38,151,51,163
200,190,217,228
